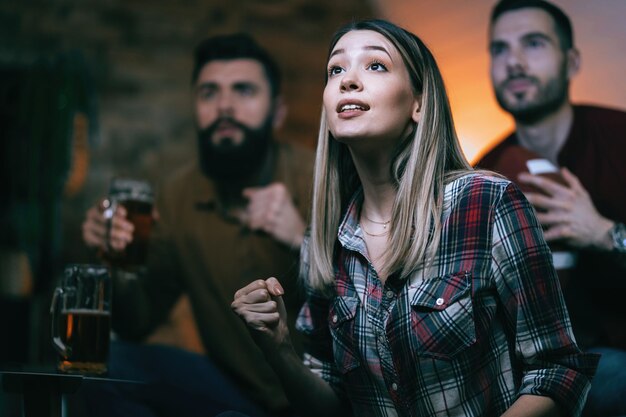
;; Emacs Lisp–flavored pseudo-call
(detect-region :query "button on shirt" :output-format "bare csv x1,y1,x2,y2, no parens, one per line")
297,174,599,417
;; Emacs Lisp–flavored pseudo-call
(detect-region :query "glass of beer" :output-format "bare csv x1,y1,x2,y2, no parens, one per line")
50,264,111,375
105,177,154,271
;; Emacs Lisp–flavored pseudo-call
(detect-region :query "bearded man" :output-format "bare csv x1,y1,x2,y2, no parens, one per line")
477,2,626,416
81,33,313,417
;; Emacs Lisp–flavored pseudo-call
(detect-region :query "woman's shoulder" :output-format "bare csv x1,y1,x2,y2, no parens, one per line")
442,172,525,225
444,171,531,220
445,171,512,197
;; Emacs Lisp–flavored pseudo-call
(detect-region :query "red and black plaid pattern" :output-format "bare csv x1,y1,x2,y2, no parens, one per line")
298,174,599,417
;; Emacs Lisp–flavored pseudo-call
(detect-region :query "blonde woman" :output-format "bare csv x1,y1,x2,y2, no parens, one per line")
232,19,597,417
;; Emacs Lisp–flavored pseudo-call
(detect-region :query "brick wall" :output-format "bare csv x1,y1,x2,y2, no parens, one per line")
0,0,375,264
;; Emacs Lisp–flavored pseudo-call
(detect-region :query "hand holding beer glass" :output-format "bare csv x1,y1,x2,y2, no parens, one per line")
50,264,111,374
486,146,578,287
523,158,578,285
101,178,155,271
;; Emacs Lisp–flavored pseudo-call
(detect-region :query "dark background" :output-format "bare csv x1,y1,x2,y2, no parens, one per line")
0,0,375,371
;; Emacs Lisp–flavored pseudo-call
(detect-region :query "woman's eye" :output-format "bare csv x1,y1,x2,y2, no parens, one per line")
369,62,387,72
328,66,343,76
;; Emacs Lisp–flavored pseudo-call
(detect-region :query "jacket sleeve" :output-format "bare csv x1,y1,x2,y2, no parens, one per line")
490,182,599,417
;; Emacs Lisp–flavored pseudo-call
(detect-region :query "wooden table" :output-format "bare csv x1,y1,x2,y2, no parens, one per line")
1,369,142,417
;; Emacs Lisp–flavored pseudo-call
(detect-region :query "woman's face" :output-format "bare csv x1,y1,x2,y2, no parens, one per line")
323,30,421,147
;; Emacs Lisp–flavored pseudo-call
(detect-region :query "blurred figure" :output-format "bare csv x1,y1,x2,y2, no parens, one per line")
478,1,626,415
80,33,313,417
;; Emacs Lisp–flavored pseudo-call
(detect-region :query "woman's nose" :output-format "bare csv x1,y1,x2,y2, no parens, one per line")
340,70,363,92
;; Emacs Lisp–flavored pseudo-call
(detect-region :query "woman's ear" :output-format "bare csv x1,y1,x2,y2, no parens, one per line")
411,96,422,124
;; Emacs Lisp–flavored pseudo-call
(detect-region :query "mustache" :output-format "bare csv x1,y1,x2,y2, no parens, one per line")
200,116,248,136
500,74,539,87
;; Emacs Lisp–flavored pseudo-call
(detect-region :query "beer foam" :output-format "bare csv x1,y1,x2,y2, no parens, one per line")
526,159,558,175
110,178,154,203
552,251,577,269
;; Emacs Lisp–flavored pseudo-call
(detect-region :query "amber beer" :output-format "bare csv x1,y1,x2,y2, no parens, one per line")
107,178,154,270
51,265,111,375
58,309,111,374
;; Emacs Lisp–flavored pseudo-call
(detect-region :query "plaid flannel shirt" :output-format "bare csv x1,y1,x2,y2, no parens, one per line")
297,173,598,417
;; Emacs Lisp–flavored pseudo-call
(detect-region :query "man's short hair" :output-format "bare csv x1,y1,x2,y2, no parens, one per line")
191,33,281,98
491,0,574,51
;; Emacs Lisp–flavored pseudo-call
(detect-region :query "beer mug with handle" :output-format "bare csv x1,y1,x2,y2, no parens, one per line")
50,264,111,375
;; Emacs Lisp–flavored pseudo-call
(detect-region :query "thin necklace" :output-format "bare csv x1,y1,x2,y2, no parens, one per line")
360,223,389,237
362,213,391,229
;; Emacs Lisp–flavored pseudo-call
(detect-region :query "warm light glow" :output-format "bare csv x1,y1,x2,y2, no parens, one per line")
377,0,626,165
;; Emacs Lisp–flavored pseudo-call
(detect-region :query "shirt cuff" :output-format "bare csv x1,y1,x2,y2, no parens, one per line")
518,352,600,417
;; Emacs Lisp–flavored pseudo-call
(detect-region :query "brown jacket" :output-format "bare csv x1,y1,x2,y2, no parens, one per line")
112,142,314,413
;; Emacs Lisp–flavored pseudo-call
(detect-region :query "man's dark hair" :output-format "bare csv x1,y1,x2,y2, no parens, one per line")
491,0,574,50
191,33,281,98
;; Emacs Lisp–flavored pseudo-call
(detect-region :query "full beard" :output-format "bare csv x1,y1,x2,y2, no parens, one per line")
197,115,273,182
495,66,569,125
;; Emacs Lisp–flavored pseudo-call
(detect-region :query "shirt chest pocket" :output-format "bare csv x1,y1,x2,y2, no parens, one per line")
329,295,361,374
409,271,476,361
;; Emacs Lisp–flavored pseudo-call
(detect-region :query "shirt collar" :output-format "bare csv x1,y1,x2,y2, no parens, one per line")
337,188,368,255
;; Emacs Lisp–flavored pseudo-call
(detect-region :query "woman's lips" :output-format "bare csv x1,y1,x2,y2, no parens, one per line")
336,100,370,118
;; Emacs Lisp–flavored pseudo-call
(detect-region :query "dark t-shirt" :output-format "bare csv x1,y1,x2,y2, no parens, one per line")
477,105,626,349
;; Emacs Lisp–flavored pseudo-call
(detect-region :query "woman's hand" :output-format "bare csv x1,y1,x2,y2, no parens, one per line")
233,278,344,417
232,277,292,352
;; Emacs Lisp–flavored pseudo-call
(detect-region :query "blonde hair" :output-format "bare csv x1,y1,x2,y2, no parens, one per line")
307,19,472,292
